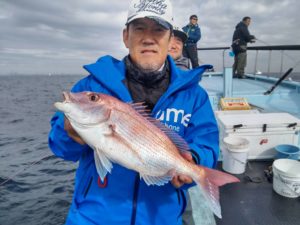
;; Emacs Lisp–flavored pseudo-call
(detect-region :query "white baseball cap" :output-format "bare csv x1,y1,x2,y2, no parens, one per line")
126,0,174,29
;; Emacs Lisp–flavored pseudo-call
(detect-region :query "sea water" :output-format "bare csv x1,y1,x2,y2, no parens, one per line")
0,75,83,225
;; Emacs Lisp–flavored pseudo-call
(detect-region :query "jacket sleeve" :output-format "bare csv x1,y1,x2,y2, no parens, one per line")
241,26,254,43
48,76,93,162
184,89,219,168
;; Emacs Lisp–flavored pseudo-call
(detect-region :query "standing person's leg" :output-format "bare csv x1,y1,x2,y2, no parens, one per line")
189,45,199,68
232,54,238,77
236,51,247,78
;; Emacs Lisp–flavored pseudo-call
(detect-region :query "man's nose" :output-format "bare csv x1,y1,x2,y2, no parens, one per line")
141,29,156,45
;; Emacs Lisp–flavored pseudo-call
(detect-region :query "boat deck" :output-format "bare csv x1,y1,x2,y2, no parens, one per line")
200,73,300,118
215,160,300,225
189,160,300,225
189,74,300,225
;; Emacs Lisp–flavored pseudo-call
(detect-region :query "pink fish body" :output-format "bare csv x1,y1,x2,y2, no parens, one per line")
54,91,239,218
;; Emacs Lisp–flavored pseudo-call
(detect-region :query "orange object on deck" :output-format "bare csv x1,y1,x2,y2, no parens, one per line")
220,98,251,110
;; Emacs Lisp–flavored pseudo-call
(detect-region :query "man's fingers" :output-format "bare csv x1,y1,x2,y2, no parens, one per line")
171,176,183,188
171,174,193,188
64,117,85,145
181,151,195,163
178,175,193,184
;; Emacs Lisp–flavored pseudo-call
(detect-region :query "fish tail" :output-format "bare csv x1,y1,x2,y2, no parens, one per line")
191,165,240,218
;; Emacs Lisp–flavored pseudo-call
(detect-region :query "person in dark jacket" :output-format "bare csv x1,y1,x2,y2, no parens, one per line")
232,16,256,78
182,15,201,68
48,0,219,224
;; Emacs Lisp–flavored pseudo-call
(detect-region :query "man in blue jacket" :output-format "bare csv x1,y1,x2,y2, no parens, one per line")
182,15,201,68
48,0,219,224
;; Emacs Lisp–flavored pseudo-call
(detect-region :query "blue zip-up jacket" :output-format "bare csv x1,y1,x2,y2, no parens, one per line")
48,55,219,225
182,24,201,45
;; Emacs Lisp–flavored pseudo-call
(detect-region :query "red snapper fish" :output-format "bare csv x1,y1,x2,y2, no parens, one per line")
54,91,239,218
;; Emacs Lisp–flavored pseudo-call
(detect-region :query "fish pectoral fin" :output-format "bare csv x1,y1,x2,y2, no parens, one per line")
94,149,113,181
141,173,173,186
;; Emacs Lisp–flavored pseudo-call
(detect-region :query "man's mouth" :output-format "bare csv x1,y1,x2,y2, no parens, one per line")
141,49,157,54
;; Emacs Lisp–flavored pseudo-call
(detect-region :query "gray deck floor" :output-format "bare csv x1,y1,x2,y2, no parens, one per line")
190,75,300,225
190,161,300,225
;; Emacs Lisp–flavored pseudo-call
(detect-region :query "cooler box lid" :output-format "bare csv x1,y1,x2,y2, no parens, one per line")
217,113,300,131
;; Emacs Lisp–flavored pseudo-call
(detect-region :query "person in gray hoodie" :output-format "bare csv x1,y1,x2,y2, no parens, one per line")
169,26,191,70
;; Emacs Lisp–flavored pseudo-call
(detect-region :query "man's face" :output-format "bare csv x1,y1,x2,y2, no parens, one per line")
245,19,251,26
123,18,171,72
190,17,198,25
168,36,183,60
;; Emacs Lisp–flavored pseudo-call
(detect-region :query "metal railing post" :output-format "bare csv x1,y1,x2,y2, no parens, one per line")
267,50,272,75
222,49,226,69
223,67,233,97
280,50,284,75
254,50,258,75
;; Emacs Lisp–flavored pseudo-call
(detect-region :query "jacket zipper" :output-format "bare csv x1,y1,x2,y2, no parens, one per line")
130,173,140,225
177,189,187,219
83,176,93,198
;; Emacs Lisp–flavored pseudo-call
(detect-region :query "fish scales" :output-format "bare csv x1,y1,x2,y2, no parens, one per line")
111,108,180,171
109,108,181,176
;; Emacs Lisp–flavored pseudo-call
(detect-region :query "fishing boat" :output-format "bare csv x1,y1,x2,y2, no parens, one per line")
189,45,300,225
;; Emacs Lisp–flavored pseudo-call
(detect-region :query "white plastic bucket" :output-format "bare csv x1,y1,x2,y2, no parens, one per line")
222,136,250,174
272,159,300,198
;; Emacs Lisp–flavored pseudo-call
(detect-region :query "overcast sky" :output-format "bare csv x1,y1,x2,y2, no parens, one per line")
1,0,300,75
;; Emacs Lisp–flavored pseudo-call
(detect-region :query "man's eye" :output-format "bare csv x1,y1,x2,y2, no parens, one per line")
155,28,164,32
135,26,144,31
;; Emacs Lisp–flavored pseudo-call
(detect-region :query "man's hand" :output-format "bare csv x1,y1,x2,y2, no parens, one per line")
171,151,195,188
64,117,85,145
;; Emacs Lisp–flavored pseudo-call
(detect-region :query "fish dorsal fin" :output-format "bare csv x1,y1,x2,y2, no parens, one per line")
130,102,152,117
94,149,113,182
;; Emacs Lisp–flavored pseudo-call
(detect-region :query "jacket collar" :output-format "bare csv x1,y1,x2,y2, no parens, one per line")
83,55,211,105
83,55,131,102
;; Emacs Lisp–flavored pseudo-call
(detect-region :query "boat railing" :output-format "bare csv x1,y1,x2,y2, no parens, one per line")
197,45,300,76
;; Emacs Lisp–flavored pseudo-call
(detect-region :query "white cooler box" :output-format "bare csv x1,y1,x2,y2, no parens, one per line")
216,112,300,159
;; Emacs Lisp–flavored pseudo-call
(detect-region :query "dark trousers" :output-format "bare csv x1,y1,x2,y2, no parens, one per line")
183,44,199,68
233,50,247,77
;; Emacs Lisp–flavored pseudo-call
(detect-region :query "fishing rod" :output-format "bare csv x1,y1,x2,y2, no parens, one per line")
254,39,300,95
263,67,293,95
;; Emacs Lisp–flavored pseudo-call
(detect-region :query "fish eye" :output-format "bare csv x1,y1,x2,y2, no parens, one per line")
89,94,99,102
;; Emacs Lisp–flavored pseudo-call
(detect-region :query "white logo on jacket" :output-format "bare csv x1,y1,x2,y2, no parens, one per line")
155,108,191,132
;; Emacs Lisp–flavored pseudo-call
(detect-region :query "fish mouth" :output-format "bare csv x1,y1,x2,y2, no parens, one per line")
54,92,72,112
62,92,71,102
